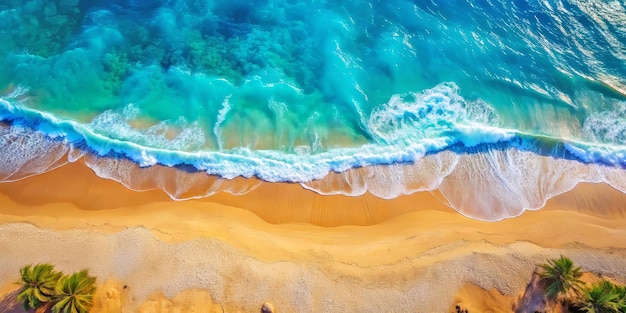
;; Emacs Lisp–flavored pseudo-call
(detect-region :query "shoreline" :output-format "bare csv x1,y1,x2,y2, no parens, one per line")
1,160,626,311
3,120,626,223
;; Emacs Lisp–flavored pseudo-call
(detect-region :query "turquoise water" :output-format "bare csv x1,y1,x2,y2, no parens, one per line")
1,0,625,219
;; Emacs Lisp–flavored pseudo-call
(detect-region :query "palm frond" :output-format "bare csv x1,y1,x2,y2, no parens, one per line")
577,280,623,313
17,263,62,310
52,269,97,313
537,255,584,301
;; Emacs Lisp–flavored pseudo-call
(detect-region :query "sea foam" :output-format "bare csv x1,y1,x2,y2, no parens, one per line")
1,84,626,220
1,0,626,220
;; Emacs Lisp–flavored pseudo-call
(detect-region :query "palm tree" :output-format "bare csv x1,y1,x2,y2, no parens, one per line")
52,269,97,313
611,283,626,313
16,263,63,311
577,280,624,313
538,255,584,301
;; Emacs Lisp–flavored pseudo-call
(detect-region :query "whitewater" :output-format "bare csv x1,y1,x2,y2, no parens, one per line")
1,0,625,220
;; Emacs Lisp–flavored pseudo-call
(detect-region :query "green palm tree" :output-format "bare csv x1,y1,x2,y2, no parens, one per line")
611,283,626,313
538,255,584,301
577,280,624,313
16,263,63,310
52,269,97,313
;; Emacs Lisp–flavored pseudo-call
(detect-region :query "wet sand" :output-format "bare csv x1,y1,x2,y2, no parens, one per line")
0,159,625,312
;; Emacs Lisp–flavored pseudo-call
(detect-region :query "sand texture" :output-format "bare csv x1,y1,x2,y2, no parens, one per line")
0,160,625,312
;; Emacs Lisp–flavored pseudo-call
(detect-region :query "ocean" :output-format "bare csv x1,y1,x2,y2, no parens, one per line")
1,0,625,220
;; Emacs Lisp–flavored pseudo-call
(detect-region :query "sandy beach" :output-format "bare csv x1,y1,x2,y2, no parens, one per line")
1,159,626,312
3,0,626,311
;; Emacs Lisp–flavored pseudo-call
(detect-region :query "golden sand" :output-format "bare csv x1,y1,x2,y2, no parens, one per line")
449,284,513,313
0,159,625,312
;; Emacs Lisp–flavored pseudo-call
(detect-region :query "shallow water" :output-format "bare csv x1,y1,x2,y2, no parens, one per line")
1,0,625,220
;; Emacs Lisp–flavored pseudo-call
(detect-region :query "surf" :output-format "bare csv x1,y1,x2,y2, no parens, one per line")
1,0,625,220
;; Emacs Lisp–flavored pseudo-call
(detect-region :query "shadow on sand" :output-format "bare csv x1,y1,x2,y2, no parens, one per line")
0,289,33,313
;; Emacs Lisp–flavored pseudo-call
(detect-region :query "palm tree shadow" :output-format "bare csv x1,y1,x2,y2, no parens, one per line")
0,289,27,313
513,270,548,313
